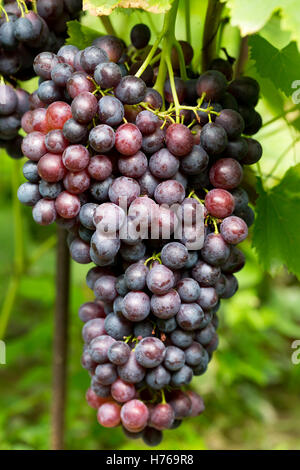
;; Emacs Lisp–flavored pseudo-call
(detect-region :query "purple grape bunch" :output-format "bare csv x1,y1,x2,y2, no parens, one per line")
17,21,262,446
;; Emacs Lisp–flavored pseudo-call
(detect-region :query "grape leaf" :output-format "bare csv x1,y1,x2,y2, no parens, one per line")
66,21,102,49
248,35,300,97
221,0,300,50
253,165,300,279
83,0,172,15
220,0,280,36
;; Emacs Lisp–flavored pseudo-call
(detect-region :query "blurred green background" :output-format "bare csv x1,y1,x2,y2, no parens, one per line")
1,0,300,450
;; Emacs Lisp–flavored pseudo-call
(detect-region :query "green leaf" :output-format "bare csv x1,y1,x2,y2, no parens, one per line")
83,0,172,15
220,0,280,36
248,35,300,97
253,165,300,279
66,20,102,49
222,0,300,50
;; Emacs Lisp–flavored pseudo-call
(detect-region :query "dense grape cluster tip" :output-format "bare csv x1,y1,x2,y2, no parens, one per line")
15,16,262,446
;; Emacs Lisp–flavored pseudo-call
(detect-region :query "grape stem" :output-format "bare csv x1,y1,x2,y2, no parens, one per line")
99,15,116,36
202,0,224,71
185,0,191,44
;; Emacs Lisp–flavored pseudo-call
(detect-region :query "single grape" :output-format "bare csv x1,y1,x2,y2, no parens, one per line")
111,378,136,403
177,278,201,303
180,145,209,175
196,70,227,101
93,275,117,303
39,180,62,199
165,124,194,157
93,35,124,63
46,101,72,130
205,188,235,218
161,242,188,270
115,76,147,105
142,127,165,154
146,264,175,295
121,399,149,433
201,233,230,266
118,351,145,384
200,122,228,155
98,95,124,127
82,318,106,344
17,182,41,207
89,124,115,153
215,108,245,139
21,131,47,162
67,71,95,98
164,346,185,371
80,46,108,74
94,62,122,88
108,341,131,365
130,24,151,49
220,216,248,244
97,402,121,428
171,364,193,387
55,191,81,219
168,390,192,419
209,158,243,190
149,148,179,179
64,170,90,194
78,302,105,323
240,138,263,165
195,323,215,346
45,130,68,155
220,246,245,273
176,303,204,331
136,110,161,135
124,262,148,291
228,76,260,107
38,153,66,183
88,154,112,181
118,151,148,178
115,123,142,156
150,289,181,319
95,363,117,385
170,329,195,349
122,291,151,322
192,260,221,286
146,365,171,390
154,180,185,205
108,176,140,207
71,91,98,124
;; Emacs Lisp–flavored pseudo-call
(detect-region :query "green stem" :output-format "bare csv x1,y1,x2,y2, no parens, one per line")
173,39,188,81
100,16,116,36
0,5,9,22
135,34,164,78
31,0,37,13
0,276,19,340
185,0,191,44
166,54,181,122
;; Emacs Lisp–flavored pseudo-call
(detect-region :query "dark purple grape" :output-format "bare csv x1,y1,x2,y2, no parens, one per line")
124,262,148,291
71,91,98,124
149,148,179,179
136,110,161,135
171,364,193,386
51,62,74,87
220,246,245,273
165,124,194,157
164,77,186,104
108,341,131,365
80,46,108,73
192,260,221,286
57,44,79,67
224,137,248,161
161,242,188,269
122,291,150,322
197,287,218,310
115,76,146,105
89,124,115,153
209,158,243,190
98,95,124,126
170,329,194,349
209,58,233,81
118,351,145,384
93,35,124,63
82,318,106,344
177,278,201,303
228,76,260,107
164,346,185,371
200,122,228,155
195,324,215,346
78,302,105,322
185,341,209,367
89,335,116,363
176,303,204,331
215,108,245,138
130,23,151,49
196,70,227,101
142,127,165,154
150,290,181,319
201,233,230,266
37,80,63,104
180,145,209,175
146,365,170,390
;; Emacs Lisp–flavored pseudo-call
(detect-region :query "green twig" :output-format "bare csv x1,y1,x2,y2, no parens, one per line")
99,16,116,36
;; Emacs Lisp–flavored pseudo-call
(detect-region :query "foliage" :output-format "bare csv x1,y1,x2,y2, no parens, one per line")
1,0,300,451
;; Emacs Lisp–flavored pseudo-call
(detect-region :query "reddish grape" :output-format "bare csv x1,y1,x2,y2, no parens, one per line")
205,188,235,218
62,144,90,172
115,123,142,156
37,153,66,182
97,402,121,428
55,191,81,219
46,101,72,130
121,399,149,432
63,170,90,194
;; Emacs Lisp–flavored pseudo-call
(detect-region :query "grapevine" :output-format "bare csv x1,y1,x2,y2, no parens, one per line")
2,0,264,449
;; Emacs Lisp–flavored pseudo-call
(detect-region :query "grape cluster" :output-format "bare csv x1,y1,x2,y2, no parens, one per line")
0,0,82,157
0,0,82,80
17,22,262,446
